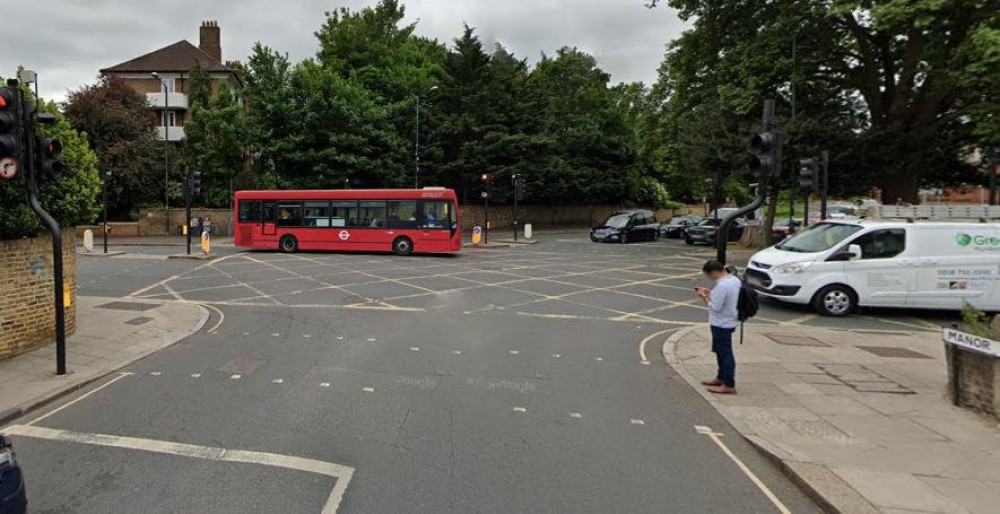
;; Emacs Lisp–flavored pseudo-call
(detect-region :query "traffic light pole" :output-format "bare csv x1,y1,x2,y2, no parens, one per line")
717,99,777,265
820,150,829,220
19,85,67,375
185,169,192,255
484,193,489,245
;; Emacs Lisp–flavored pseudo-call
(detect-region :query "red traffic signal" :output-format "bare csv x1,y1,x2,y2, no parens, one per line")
0,88,18,161
37,137,65,182
40,138,62,158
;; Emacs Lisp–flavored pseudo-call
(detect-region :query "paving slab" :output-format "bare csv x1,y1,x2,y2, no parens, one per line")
664,323,1000,514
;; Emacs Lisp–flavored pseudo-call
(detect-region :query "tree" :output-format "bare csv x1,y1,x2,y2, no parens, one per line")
0,91,100,239
64,77,166,219
187,61,212,109
183,89,247,206
648,0,999,203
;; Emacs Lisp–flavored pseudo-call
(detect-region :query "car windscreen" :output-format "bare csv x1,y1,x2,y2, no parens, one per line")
602,214,632,228
775,222,863,253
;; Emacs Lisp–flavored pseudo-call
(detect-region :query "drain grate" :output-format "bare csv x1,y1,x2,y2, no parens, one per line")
856,346,931,359
765,333,831,347
96,301,159,312
125,316,154,326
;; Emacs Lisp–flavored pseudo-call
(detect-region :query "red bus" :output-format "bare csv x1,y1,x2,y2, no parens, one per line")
233,188,461,255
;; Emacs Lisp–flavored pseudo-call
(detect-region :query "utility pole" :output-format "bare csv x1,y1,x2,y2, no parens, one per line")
103,170,111,253
152,73,171,235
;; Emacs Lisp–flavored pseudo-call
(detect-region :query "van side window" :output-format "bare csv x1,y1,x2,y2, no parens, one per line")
850,229,906,259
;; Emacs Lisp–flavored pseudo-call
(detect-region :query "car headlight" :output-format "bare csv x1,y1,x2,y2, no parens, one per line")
772,261,813,274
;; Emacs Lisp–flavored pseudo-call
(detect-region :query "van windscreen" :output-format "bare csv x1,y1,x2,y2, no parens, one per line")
776,222,863,253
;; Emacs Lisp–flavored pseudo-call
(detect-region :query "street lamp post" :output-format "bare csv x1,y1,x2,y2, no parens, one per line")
103,170,111,253
152,72,170,235
414,86,438,189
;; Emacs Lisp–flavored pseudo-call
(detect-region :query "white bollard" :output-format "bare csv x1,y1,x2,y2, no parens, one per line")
83,229,94,252
524,223,533,240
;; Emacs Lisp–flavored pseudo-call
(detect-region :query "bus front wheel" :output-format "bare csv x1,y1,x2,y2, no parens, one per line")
392,236,414,256
279,235,298,253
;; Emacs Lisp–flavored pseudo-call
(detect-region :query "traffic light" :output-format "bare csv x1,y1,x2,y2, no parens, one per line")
0,88,19,181
798,158,818,195
37,137,64,182
512,174,525,202
749,130,778,179
190,170,202,197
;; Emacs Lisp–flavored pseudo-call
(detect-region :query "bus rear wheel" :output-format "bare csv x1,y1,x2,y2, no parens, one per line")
279,235,298,253
392,236,414,256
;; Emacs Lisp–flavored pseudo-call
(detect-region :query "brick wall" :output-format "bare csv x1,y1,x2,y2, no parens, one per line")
139,208,234,236
76,222,140,238
0,229,77,361
946,336,1000,419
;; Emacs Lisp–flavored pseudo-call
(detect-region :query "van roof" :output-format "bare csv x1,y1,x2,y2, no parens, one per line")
822,219,1000,229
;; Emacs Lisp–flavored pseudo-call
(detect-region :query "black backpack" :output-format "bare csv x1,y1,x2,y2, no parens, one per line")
728,267,758,344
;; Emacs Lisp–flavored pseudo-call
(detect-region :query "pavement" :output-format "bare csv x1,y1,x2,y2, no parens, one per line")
665,324,1000,514
0,296,206,425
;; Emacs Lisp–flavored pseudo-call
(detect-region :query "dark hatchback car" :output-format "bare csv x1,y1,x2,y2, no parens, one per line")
683,217,746,245
0,434,27,514
590,210,660,243
659,215,702,238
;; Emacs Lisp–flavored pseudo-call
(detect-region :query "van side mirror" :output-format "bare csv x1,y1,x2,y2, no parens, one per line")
848,244,862,259
829,244,863,262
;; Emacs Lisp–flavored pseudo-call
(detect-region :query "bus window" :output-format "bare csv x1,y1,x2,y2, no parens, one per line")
387,201,418,229
277,202,303,227
359,201,386,228
238,200,259,222
331,201,358,228
420,201,451,229
304,201,331,227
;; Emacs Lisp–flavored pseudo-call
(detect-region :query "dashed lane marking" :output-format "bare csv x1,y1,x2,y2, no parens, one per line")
4,424,356,514
230,374,242,380
513,407,527,413
452,350,462,355
694,425,791,514
272,378,284,384
149,372,162,376
630,418,645,425
362,387,375,393
410,347,420,352
320,382,331,388
509,350,520,355
569,412,582,419
190,373,202,378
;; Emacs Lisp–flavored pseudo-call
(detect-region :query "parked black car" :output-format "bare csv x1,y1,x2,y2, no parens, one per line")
683,217,746,245
660,215,702,238
0,433,27,514
590,210,660,243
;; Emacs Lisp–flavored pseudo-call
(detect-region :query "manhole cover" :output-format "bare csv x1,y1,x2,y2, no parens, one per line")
856,346,931,359
125,316,154,326
216,357,264,375
96,301,159,311
765,333,831,347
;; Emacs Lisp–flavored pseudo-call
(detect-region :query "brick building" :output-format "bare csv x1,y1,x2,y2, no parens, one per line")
99,21,242,142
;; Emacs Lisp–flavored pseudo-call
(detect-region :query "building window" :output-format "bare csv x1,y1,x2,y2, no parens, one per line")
160,111,176,127
160,78,176,93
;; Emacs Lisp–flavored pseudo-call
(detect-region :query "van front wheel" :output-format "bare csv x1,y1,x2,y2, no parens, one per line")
813,285,856,317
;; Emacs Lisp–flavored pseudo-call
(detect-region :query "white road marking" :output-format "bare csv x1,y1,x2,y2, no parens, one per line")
569,412,582,418
639,328,677,363
694,425,791,514
452,350,462,355
272,378,284,384
410,347,420,352
336,336,345,341
593,357,603,362
509,350,520,355
4,424,356,514
19,372,133,427
149,371,162,376
320,382,331,388
630,418,645,425
271,333,280,337
230,374,242,380
367,338,377,342
551,354,561,358
362,387,375,393
202,303,225,334
513,407,527,413
243,331,250,336
190,373,202,378
641,361,650,365
303,334,312,338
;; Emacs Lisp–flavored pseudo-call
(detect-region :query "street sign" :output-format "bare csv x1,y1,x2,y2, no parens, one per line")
201,229,211,255
339,230,350,241
943,327,1000,358
0,157,17,180
472,226,482,245
481,192,488,199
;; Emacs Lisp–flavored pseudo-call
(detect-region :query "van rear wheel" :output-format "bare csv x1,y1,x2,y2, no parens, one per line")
813,285,856,317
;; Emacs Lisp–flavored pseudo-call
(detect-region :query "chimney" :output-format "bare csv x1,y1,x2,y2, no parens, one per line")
199,20,221,62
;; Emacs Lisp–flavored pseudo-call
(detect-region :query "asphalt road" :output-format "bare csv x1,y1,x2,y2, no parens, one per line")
9,234,954,513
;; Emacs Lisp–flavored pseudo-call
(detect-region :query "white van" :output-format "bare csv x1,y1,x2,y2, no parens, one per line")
746,220,1000,316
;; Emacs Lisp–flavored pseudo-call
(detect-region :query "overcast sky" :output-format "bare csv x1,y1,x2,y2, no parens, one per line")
6,0,687,102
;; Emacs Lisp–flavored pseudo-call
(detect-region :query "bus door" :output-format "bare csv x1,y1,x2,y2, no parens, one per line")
419,200,455,247
262,201,277,236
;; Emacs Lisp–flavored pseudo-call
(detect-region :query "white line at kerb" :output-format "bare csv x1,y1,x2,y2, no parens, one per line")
694,425,791,514
19,372,134,427
5,424,355,514
639,328,676,363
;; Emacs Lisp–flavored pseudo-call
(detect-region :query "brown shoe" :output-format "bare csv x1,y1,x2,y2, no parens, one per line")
707,385,737,395
701,379,723,386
